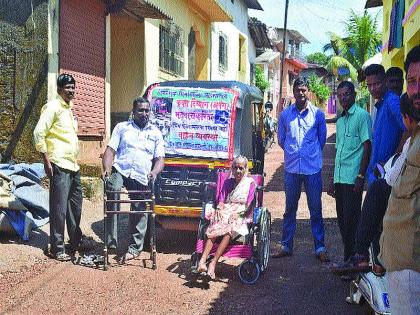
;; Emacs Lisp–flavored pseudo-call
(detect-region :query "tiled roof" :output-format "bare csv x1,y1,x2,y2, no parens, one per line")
244,0,263,10
249,19,272,49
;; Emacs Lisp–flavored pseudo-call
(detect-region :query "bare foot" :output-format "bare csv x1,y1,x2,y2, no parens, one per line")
197,262,207,273
207,263,216,280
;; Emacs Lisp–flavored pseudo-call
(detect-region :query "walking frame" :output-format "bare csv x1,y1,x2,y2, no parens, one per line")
102,177,157,270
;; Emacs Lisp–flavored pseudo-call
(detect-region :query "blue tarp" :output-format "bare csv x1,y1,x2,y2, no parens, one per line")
0,163,49,240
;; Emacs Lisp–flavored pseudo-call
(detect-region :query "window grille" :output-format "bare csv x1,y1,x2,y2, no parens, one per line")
219,33,228,71
159,21,184,77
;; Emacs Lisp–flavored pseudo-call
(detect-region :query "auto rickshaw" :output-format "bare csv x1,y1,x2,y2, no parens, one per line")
144,81,265,231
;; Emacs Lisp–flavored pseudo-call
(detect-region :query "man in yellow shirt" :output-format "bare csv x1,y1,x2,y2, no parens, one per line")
33,74,83,261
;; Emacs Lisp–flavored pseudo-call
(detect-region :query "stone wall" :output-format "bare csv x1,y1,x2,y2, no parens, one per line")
0,1,48,163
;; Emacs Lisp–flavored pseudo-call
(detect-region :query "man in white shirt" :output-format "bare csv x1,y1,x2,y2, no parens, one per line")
102,97,165,262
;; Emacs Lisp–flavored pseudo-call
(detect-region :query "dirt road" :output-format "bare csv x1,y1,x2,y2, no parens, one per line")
0,121,367,314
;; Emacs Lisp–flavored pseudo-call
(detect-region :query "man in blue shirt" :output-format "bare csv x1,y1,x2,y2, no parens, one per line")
273,78,329,262
365,64,407,186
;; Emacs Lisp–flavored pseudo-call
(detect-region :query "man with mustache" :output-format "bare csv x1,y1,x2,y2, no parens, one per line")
34,73,87,261
379,44,420,315
102,97,165,262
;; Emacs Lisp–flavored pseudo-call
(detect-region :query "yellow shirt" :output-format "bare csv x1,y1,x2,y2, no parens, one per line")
33,95,80,172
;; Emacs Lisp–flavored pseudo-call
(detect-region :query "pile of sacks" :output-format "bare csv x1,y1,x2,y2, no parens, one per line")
0,163,49,241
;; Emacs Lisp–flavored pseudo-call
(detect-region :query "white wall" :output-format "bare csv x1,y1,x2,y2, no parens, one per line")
210,0,252,83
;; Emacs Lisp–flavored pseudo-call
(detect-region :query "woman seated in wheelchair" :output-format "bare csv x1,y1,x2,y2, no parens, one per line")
197,155,256,279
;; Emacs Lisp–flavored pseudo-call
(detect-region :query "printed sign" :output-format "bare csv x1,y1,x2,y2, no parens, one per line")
148,86,238,159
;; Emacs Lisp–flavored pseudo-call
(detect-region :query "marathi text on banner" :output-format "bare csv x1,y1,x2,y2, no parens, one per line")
148,87,238,159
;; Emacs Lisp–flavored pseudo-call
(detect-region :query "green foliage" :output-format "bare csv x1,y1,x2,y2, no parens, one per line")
327,56,358,81
306,52,331,66
323,10,381,81
356,85,370,110
255,66,269,92
308,75,330,107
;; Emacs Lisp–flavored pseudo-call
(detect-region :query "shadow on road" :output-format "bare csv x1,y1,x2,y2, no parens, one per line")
91,218,197,256
203,217,365,315
0,227,49,252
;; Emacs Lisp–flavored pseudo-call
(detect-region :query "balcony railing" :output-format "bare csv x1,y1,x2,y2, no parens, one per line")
287,48,306,63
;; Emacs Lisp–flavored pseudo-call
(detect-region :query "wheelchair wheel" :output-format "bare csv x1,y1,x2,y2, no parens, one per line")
238,260,260,285
257,208,271,272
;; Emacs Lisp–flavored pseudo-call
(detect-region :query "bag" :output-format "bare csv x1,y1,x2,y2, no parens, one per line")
0,172,27,211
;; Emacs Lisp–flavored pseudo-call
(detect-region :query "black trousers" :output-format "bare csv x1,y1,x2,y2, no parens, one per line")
354,178,392,260
49,164,83,254
335,183,362,261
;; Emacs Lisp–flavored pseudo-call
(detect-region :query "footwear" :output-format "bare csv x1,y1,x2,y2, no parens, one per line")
331,255,369,274
316,251,330,263
271,245,292,258
54,252,72,262
117,251,140,263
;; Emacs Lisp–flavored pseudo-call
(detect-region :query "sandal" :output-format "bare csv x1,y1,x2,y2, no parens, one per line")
117,251,140,264
54,252,72,262
331,255,369,274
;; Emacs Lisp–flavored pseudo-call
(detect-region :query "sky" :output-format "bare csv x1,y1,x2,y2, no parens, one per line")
249,0,383,55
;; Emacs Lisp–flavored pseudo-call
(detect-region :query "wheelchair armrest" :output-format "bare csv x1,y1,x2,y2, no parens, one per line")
256,185,264,192
203,182,217,203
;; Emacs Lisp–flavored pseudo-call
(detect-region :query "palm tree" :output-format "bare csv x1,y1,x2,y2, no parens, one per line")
324,10,382,82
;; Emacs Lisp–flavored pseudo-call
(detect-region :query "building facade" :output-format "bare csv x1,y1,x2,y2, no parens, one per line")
365,0,420,71
210,0,263,83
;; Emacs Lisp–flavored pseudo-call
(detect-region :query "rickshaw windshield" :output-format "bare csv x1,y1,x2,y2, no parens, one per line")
147,86,239,160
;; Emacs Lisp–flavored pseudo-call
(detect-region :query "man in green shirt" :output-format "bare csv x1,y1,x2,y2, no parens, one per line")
328,81,372,262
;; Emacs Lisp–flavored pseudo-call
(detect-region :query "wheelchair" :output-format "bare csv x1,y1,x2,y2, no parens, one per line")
191,171,271,284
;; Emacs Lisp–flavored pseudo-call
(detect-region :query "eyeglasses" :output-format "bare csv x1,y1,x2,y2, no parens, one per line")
233,165,245,170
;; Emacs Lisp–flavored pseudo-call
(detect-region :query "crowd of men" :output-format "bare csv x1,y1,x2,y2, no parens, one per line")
32,44,419,314
273,45,419,314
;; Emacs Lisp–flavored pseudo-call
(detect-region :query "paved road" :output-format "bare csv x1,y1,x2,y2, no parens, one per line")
0,120,368,314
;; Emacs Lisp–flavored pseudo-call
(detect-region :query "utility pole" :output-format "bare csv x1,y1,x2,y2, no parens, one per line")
278,0,289,112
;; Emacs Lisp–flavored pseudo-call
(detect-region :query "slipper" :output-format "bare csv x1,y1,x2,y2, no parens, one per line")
117,252,139,264
54,252,72,262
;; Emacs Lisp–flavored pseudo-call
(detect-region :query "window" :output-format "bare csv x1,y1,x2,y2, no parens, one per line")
159,21,184,77
219,33,228,71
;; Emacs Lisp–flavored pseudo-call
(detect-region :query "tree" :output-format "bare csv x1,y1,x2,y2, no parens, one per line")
255,66,269,92
306,52,330,66
324,10,381,82
308,75,330,107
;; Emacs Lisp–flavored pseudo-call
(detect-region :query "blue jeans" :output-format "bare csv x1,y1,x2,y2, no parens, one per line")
281,171,326,254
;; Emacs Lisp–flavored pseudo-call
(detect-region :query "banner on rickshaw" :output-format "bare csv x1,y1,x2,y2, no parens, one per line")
147,86,238,159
